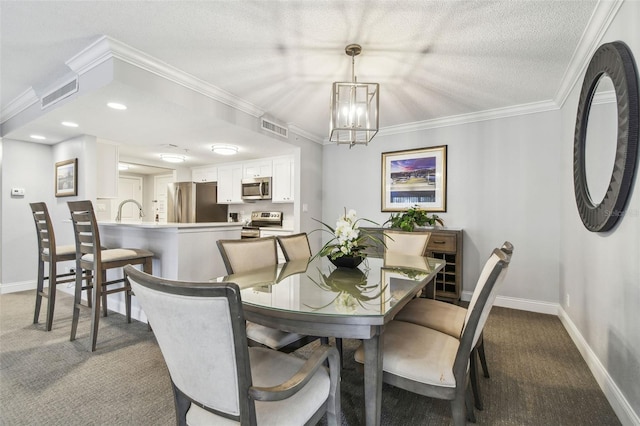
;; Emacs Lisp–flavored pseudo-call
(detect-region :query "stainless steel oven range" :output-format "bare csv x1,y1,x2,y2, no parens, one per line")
240,211,283,239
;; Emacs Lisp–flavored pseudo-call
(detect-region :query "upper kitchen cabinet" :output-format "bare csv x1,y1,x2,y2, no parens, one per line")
96,141,119,198
192,165,218,182
217,163,244,204
243,160,272,178
272,156,294,203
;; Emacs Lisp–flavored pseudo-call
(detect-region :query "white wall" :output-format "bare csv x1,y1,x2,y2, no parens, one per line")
558,0,640,422
0,135,97,292
323,110,563,304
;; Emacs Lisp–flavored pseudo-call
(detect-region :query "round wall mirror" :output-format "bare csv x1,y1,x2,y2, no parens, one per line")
573,41,639,232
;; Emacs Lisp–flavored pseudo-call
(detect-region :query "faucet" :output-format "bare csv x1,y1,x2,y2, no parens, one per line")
115,199,145,222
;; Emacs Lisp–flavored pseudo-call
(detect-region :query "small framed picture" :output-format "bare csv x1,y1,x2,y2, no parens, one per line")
381,145,447,212
55,158,78,197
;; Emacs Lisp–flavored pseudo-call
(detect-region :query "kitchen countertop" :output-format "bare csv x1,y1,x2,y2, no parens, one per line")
98,221,243,229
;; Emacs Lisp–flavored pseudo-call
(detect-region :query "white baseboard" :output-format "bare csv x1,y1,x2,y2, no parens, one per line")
0,280,36,294
558,307,639,426
460,291,559,315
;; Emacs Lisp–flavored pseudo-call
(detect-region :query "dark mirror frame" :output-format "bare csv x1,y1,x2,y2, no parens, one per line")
573,41,639,232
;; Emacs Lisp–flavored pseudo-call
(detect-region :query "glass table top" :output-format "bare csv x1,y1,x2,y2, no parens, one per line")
215,254,445,318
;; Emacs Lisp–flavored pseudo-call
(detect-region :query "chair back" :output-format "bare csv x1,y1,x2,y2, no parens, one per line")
217,236,278,274
124,266,255,422
67,201,102,266
276,233,312,261
30,202,57,261
383,229,431,256
454,248,512,382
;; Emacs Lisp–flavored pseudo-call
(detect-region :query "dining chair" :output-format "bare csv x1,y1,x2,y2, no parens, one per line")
217,236,314,352
124,265,341,425
30,202,91,331
354,247,511,425
276,232,312,261
276,232,344,364
383,229,433,297
67,200,154,351
393,241,514,409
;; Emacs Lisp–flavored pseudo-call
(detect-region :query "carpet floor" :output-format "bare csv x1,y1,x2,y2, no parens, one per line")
0,290,621,425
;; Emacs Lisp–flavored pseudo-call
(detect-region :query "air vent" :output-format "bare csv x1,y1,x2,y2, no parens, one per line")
261,118,288,138
41,78,79,109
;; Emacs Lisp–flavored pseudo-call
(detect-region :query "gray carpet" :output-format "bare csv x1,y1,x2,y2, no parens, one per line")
0,290,621,425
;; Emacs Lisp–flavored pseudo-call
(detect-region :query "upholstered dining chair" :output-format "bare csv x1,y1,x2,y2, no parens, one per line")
354,247,511,425
124,265,341,426
276,232,312,261
30,202,91,331
383,229,433,297
393,241,514,410
383,229,431,256
217,236,314,352
67,200,154,351
276,232,344,364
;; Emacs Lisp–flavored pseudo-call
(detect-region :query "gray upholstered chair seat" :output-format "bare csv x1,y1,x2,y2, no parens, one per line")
186,347,331,425
246,322,306,351
394,298,466,338
42,244,76,257
81,248,154,263
355,321,460,388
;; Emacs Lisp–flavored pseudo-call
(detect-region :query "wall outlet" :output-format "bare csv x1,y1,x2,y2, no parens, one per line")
565,293,570,308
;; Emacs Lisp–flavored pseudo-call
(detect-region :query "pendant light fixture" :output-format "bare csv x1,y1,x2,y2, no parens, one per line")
329,44,379,147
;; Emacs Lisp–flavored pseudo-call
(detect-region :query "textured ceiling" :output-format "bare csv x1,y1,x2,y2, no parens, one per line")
0,0,604,166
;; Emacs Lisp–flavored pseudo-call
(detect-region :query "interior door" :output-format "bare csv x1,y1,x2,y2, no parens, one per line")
116,176,143,221
154,174,174,222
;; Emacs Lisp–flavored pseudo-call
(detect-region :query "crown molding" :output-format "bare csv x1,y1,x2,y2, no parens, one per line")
0,87,38,124
67,35,265,119
287,124,324,144
554,0,624,108
373,100,559,138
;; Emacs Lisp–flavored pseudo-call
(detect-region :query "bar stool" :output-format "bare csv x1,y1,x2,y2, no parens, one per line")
67,200,154,351
30,202,91,331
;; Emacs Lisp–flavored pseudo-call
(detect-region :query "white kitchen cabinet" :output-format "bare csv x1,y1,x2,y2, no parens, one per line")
260,229,292,262
243,160,272,178
272,156,294,203
96,141,119,198
191,166,217,182
217,163,244,203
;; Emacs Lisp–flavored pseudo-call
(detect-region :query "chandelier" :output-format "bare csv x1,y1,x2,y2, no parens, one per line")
329,44,379,147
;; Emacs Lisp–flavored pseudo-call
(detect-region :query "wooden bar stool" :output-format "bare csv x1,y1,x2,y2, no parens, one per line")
67,200,154,351
30,202,92,331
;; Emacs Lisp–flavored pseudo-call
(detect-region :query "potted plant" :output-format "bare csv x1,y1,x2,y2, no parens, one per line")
385,205,444,231
311,208,383,268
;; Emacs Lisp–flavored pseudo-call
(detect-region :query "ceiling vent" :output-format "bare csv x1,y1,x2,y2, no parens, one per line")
41,78,79,109
261,117,288,138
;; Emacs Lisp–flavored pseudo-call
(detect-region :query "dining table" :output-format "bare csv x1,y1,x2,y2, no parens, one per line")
214,252,446,426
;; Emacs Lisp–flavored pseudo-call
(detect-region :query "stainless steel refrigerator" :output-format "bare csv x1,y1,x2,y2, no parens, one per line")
167,182,229,223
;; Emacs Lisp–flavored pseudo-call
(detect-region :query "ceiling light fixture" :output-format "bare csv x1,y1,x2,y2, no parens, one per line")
211,144,238,155
30,134,46,140
329,44,379,147
160,154,186,163
107,102,127,110
61,121,79,128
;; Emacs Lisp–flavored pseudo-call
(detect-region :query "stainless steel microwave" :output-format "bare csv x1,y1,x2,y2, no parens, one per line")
241,177,272,200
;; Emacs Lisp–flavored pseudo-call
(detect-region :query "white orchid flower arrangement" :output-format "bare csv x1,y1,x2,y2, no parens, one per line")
311,208,383,261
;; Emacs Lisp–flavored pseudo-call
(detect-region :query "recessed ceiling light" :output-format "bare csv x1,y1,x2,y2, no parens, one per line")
160,154,186,163
107,102,127,110
30,134,46,140
61,121,79,128
212,144,238,155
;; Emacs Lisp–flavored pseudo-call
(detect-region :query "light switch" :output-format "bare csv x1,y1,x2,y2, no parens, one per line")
11,188,25,197
302,203,308,212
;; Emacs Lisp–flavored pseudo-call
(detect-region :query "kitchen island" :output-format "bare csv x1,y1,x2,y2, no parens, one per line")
98,221,242,281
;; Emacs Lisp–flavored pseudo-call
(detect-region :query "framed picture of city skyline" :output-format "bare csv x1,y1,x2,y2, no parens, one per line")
381,145,447,212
